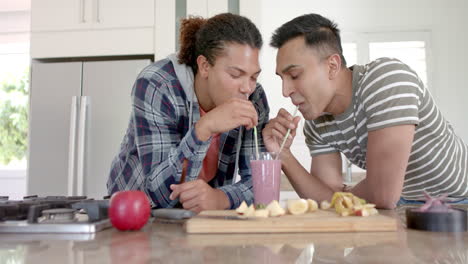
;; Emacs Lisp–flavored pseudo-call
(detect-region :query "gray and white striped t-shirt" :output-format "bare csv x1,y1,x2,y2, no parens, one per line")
304,57,468,200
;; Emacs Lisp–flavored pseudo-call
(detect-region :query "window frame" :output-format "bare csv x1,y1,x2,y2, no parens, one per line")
342,31,433,96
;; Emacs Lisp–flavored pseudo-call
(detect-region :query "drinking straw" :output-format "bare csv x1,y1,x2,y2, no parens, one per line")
253,126,260,160
276,106,299,160
246,93,260,160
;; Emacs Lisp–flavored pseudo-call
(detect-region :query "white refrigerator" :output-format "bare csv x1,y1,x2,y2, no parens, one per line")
27,59,151,199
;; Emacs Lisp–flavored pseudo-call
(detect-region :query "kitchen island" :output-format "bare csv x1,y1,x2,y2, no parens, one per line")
1,205,467,264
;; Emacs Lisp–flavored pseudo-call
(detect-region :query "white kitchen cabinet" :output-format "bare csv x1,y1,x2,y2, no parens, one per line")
31,0,154,58
186,0,228,17
31,0,154,32
96,0,154,29
30,0,88,31
28,59,151,198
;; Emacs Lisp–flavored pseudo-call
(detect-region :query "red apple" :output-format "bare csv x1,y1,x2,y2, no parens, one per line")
109,190,151,231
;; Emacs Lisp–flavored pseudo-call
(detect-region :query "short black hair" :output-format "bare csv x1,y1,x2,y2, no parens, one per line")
270,14,346,66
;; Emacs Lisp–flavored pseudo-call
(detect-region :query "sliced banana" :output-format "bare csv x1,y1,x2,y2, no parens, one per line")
342,196,353,208
320,200,331,210
340,210,352,217
334,197,346,214
287,199,309,215
329,192,379,217
352,195,365,206
266,200,286,217
235,201,248,215
307,199,318,212
331,192,352,207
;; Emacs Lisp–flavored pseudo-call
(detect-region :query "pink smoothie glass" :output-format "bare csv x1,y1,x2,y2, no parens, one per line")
250,152,281,206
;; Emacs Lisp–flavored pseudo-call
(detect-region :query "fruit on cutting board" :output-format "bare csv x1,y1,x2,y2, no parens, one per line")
235,201,248,214
233,192,377,218
287,199,309,215
234,199,320,218
307,199,318,212
320,200,331,210
266,200,286,217
329,192,378,217
243,204,256,217
235,200,287,218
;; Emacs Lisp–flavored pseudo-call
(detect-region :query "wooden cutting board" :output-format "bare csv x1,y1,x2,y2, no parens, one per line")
184,209,397,234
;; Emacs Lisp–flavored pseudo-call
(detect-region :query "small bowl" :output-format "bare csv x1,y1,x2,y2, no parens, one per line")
406,208,467,232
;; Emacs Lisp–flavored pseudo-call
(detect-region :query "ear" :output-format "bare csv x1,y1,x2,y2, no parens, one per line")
196,55,210,78
328,54,342,80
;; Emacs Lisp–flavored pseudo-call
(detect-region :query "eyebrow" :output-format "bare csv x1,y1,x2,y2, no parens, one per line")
229,66,262,75
276,64,299,76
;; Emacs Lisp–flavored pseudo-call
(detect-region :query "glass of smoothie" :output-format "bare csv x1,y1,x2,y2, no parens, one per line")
250,152,282,206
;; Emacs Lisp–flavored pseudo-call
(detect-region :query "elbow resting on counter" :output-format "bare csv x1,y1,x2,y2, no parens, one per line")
372,193,400,210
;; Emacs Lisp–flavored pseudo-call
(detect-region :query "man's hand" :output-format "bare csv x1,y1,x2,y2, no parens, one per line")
195,98,258,141
262,108,301,156
169,180,230,213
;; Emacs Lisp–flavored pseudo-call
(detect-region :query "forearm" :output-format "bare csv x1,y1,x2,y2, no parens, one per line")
281,150,335,202
348,126,414,209
348,178,400,209
142,128,210,208
346,180,371,204
195,117,212,141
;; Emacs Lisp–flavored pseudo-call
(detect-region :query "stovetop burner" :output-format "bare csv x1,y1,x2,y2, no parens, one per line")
0,195,112,234
42,208,77,223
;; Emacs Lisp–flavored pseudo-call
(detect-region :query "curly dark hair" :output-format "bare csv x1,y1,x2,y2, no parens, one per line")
178,13,263,73
270,14,346,67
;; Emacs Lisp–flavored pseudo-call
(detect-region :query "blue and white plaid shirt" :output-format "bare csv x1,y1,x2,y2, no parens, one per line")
107,56,270,209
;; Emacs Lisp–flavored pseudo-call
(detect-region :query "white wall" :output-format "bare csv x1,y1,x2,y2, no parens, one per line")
245,0,468,170
0,0,30,44
0,2,30,67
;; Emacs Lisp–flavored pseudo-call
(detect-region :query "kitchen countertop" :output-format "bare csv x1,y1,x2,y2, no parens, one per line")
1,205,467,264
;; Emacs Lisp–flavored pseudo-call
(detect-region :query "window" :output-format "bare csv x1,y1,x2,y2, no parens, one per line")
0,42,30,199
0,0,31,199
369,41,428,86
342,31,430,88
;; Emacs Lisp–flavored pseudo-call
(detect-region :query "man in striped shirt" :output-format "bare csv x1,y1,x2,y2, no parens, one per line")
263,13,468,209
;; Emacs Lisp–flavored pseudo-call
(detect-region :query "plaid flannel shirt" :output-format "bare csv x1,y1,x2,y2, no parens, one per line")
107,57,270,209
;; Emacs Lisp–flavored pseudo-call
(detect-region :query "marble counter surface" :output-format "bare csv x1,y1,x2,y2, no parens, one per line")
0,206,467,264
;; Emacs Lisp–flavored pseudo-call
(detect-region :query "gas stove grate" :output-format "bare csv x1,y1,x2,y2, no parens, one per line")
0,196,109,223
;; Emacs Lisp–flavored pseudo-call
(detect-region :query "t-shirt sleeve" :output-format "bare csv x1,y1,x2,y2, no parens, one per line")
360,58,424,131
303,120,338,156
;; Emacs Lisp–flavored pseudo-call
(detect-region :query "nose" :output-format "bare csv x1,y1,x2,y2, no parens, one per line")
240,78,254,96
282,80,294,98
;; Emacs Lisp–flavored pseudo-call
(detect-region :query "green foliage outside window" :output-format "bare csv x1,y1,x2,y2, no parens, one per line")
0,68,29,165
